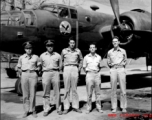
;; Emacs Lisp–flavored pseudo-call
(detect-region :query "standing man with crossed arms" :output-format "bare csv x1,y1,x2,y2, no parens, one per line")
39,39,62,116
83,43,103,114
107,36,127,113
61,37,83,114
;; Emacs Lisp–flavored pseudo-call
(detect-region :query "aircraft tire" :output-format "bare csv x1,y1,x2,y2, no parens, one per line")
5,68,17,78
15,77,22,96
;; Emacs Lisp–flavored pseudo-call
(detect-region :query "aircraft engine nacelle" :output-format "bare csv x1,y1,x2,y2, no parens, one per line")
111,9,151,45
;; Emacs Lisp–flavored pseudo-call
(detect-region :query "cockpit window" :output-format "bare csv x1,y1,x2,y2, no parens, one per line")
1,12,10,26
1,11,23,26
23,11,37,26
70,9,77,19
42,5,58,16
58,7,69,18
10,12,21,26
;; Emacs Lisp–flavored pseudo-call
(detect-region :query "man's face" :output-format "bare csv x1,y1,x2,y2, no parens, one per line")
46,44,54,53
25,48,32,55
112,38,120,48
69,40,75,49
89,44,96,53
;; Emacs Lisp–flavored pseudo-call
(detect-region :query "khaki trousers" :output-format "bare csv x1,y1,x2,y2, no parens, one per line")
42,71,61,112
86,72,101,110
110,67,127,109
21,72,38,112
63,66,79,110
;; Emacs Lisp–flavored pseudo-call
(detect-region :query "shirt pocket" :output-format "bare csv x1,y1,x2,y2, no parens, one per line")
53,58,59,66
86,59,92,64
71,52,79,60
117,53,124,59
30,59,37,65
22,59,29,65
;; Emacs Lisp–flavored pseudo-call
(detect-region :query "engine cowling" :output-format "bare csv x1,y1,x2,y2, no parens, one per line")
111,9,151,45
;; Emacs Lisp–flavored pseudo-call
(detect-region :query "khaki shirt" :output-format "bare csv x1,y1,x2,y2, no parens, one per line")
83,53,102,72
17,54,40,71
61,47,83,68
107,47,127,68
40,51,62,71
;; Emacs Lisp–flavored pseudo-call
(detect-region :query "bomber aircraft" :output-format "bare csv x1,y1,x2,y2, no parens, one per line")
1,0,152,56
0,0,152,95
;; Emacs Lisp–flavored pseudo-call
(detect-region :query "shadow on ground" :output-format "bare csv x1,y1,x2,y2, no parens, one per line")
1,90,22,104
1,113,26,120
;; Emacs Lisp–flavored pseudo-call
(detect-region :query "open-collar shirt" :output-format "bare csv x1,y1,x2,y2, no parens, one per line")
61,47,83,68
83,53,102,72
107,47,127,67
40,51,62,71
17,54,40,71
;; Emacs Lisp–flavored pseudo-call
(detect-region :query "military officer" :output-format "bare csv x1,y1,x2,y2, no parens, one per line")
61,37,83,114
83,43,103,114
107,36,127,113
16,41,40,118
39,39,62,116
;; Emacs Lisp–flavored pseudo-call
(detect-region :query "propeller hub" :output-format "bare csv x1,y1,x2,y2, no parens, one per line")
112,19,134,45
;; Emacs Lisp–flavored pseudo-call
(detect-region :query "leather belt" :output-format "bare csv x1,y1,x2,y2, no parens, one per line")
22,70,36,73
65,64,78,67
43,69,59,72
112,65,124,69
87,71,99,73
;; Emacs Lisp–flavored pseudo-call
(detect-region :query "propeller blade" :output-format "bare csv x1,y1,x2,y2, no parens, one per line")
110,0,121,25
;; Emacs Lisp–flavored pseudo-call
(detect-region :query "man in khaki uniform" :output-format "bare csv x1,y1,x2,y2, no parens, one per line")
61,38,83,114
40,40,62,116
107,36,127,113
16,41,40,118
83,43,103,114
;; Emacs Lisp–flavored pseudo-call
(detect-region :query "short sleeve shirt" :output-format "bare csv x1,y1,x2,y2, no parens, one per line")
61,48,83,66
83,53,102,72
40,51,61,71
16,54,40,71
107,47,127,67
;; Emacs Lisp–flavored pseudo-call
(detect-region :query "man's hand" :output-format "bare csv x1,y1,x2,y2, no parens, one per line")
36,66,42,76
78,67,81,75
110,63,115,67
17,68,22,77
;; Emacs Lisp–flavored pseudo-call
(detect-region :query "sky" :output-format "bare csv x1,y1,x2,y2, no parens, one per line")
1,0,151,13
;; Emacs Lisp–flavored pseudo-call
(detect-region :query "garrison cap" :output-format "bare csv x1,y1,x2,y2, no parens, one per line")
22,41,33,49
44,39,54,46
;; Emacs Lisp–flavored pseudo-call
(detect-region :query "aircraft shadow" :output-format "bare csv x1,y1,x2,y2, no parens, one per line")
35,73,152,92
126,75,152,89
100,74,152,89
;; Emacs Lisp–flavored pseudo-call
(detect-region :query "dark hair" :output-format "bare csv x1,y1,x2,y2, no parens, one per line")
69,36,76,42
112,36,119,41
89,42,96,47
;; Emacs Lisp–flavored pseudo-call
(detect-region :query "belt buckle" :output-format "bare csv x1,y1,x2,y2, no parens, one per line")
27,70,31,73
28,70,35,73
114,66,118,69
115,66,122,69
